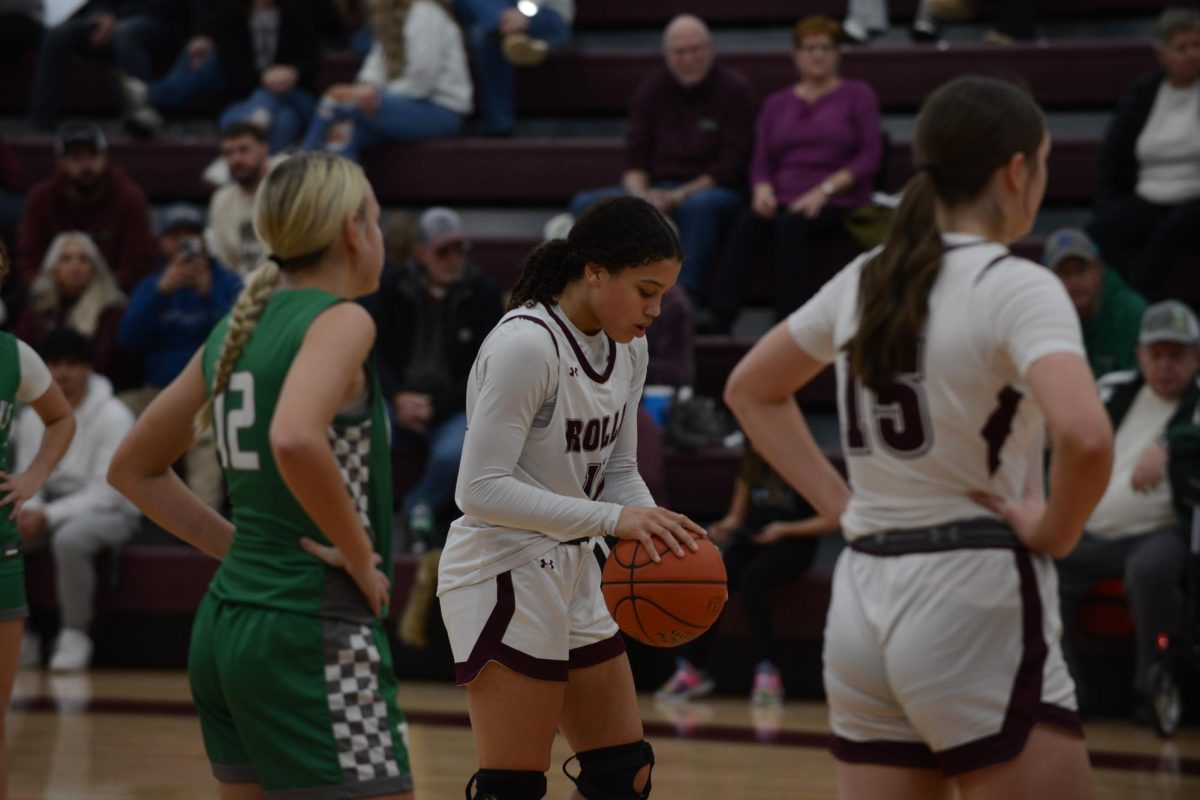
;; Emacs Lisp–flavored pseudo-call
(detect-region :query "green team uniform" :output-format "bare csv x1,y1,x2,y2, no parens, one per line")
0,334,25,619
191,289,412,798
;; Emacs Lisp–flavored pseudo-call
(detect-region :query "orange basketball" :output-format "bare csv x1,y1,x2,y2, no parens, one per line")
601,534,728,647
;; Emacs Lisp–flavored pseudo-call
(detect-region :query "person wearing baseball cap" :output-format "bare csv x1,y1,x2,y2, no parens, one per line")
368,207,503,554
17,122,156,292
1044,227,1147,377
1057,298,1200,722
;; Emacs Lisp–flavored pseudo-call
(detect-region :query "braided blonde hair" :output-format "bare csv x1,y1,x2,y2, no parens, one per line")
194,152,370,434
375,0,415,81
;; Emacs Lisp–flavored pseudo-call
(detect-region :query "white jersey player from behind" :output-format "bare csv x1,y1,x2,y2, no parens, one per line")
438,196,706,800
727,76,1114,800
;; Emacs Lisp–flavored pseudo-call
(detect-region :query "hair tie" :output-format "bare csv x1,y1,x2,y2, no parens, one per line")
917,163,942,179
267,254,286,268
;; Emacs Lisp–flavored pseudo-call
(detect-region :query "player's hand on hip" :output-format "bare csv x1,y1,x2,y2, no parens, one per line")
614,506,706,561
300,537,390,616
968,479,1047,547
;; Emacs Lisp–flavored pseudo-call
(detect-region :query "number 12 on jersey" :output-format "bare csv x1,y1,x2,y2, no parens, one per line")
213,371,261,471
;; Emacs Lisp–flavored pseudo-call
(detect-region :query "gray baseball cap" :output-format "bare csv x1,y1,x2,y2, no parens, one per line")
159,203,207,235
1043,228,1100,270
417,207,468,250
1139,300,1200,347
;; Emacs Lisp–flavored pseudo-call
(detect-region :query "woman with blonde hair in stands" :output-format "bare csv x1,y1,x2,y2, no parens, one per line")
109,152,414,799
16,231,127,387
727,76,1113,798
301,0,472,162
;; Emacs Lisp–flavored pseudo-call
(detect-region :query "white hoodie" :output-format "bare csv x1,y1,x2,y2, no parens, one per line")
15,373,139,529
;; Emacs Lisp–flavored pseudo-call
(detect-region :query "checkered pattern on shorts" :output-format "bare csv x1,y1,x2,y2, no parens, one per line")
324,622,403,784
328,422,372,534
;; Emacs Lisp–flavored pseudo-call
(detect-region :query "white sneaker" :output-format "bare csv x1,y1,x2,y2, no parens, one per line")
542,212,575,241
203,155,231,188
49,629,93,672
19,631,41,668
842,17,873,44
119,73,149,110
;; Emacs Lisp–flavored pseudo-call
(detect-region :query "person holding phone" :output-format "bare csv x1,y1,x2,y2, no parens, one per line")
118,204,242,509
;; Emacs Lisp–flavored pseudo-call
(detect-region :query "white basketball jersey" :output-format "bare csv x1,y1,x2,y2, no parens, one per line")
438,302,650,592
788,233,1085,539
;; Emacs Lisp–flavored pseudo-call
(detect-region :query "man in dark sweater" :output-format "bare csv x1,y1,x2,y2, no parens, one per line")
368,208,504,539
16,124,156,293
569,14,756,296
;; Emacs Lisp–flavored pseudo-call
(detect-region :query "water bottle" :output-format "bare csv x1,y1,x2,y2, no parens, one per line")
409,500,435,554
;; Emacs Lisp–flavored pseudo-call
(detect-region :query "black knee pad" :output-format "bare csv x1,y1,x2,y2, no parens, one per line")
466,768,546,800
563,740,655,800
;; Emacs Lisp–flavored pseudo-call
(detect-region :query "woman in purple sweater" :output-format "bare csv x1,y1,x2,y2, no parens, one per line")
711,15,882,330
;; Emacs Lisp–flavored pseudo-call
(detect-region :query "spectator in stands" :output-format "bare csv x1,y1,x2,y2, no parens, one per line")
301,0,472,161
127,0,320,152
17,124,156,294
384,212,418,265
15,232,128,389
205,122,273,277
1087,7,1200,297
568,14,756,301
1044,228,1148,378
370,207,503,543
710,16,882,330
0,137,21,249
0,0,42,55
1057,300,1200,717
456,0,573,137
842,0,941,43
28,0,191,131
646,287,695,387
117,204,241,509
656,442,838,704
15,329,139,672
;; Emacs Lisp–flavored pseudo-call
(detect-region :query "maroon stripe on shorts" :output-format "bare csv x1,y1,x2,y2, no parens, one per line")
568,634,626,670
935,548,1069,777
830,737,939,769
1038,702,1085,737
453,571,572,684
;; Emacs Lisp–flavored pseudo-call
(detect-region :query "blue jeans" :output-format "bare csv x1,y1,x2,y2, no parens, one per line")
570,184,746,292
301,94,463,162
220,88,317,153
395,411,468,517
458,0,571,134
30,11,174,129
148,51,226,111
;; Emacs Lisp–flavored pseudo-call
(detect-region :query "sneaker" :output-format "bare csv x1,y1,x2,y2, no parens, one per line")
118,73,149,111
542,212,575,241
751,660,784,705
841,17,873,45
910,16,943,42
502,33,550,66
19,631,41,668
49,629,93,673
203,155,231,188
655,658,715,701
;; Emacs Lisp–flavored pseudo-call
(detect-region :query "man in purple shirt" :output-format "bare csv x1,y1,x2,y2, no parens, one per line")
569,15,756,296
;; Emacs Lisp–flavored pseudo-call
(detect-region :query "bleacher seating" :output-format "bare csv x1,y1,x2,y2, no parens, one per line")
6,2,1185,692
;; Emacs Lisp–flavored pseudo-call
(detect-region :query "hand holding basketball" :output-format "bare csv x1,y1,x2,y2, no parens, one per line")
613,506,706,561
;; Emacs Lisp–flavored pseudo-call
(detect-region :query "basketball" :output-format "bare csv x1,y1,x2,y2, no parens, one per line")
601,535,729,647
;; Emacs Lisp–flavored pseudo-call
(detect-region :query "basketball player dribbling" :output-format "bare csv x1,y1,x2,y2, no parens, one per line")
0,241,76,800
437,197,706,800
726,77,1115,799
109,153,414,800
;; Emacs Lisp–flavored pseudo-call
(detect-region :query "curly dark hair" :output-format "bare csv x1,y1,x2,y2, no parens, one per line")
507,196,684,311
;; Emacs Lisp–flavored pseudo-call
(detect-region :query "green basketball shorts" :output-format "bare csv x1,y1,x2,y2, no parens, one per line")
0,548,27,622
189,593,413,798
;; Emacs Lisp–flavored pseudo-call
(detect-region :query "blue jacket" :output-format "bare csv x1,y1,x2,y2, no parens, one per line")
118,259,242,387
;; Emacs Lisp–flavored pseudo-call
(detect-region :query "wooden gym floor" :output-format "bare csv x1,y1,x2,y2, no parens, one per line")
8,669,1200,799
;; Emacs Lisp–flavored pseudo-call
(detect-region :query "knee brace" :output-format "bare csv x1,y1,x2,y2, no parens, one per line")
563,740,655,800
465,768,546,800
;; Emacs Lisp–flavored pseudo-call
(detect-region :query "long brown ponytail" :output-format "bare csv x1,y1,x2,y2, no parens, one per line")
508,196,683,310
845,76,1045,393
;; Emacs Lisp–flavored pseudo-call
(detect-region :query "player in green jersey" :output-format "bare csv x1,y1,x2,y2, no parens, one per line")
0,239,76,800
109,153,413,800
